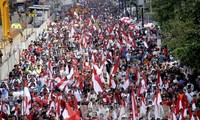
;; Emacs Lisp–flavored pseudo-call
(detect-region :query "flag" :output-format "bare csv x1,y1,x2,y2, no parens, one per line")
172,105,177,120
67,67,74,80
136,69,140,85
128,32,134,42
48,60,53,79
140,95,146,117
109,25,115,36
86,18,92,26
109,56,119,87
121,30,128,39
91,52,95,63
154,89,162,119
109,75,116,89
120,17,133,23
111,56,120,75
23,80,31,115
157,70,163,87
56,81,70,92
131,89,138,120
114,91,121,105
56,98,61,119
139,74,147,94
123,38,133,49
64,103,81,120
122,75,130,90
176,93,188,114
66,103,75,116
62,108,70,119
143,40,148,48
117,39,123,49
65,111,81,120
92,69,103,94
93,57,106,76
82,34,88,50
128,24,138,30
128,33,137,49
155,89,162,106
70,26,75,38
118,105,126,119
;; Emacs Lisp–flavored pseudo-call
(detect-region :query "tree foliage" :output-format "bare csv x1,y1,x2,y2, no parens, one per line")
152,0,200,71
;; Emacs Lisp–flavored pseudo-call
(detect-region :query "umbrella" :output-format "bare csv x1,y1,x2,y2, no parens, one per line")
144,23,155,29
120,17,133,24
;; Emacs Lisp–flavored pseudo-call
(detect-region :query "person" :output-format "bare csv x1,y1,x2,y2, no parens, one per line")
0,0,199,119
0,49,3,64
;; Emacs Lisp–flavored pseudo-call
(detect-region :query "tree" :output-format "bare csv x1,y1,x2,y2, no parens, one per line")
152,0,200,71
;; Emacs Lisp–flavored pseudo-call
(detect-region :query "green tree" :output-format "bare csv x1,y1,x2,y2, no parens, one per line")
152,0,200,71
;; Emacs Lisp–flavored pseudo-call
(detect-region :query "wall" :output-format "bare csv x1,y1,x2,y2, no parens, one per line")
61,0,73,5
0,20,49,80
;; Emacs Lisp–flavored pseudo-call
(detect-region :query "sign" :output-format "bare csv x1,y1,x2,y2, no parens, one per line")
29,13,37,17
37,13,42,17
11,23,22,29
138,0,144,6
16,0,26,3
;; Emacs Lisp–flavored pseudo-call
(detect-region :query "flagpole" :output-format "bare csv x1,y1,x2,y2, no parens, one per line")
23,76,25,120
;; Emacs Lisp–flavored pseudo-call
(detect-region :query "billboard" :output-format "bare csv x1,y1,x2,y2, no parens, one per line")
16,0,26,3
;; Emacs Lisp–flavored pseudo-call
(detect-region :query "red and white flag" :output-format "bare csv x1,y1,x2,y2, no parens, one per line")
143,40,148,48
92,69,103,94
62,107,70,119
56,81,70,92
121,30,128,39
56,97,61,119
131,89,138,120
111,56,120,75
23,80,31,115
120,17,133,23
63,101,81,120
172,105,177,120
140,95,147,116
109,56,120,88
154,89,162,119
128,24,138,30
157,70,163,87
155,89,162,106
86,18,92,26
70,25,75,38
82,34,88,50
136,69,140,85
67,67,74,80
117,39,123,49
122,75,130,90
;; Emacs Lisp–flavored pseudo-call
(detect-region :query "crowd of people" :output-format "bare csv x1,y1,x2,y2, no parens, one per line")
0,0,200,120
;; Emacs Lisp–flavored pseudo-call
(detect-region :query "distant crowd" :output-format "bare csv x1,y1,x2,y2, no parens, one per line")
0,0,199,120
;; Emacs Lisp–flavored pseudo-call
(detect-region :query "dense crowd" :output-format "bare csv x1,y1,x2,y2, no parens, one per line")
0,0,200,120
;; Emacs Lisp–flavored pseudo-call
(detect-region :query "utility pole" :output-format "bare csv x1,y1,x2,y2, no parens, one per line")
136,1,138,21
150,0,152,22
125,0,127,13
118,0,120,14
122,0,124,13
142,7,144,27
138,0,144,26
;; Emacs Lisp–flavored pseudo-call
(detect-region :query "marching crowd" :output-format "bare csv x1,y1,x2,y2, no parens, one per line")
0,0,200,120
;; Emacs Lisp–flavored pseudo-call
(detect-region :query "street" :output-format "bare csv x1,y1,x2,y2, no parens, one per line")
0,0,199,120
